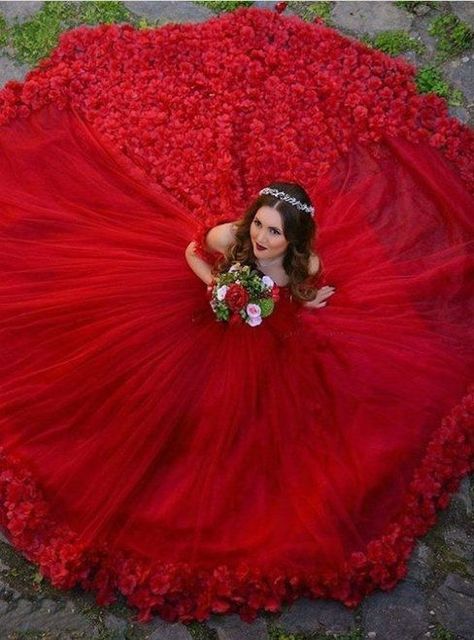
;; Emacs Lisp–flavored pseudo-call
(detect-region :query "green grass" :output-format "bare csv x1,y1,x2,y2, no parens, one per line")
432,626,456,640
0,12,8,48
394,1,436,13
428,13,474,61
188,622,218,640
267,620,365,639
75,0,132,26
362,29,425,56
2,1,160,66
415,65,464,106
10,1,79,65
300,2,333,24
194,0,254,12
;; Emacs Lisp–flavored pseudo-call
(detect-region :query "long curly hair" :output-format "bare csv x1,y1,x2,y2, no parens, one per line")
213,181,322,302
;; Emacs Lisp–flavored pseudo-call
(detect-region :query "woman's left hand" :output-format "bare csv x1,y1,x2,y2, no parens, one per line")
304,286,336,309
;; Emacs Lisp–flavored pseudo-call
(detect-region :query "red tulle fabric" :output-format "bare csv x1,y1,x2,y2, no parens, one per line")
0,7,473,626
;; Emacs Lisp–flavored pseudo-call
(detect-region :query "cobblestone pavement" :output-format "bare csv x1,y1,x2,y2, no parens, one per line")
0,1,473,639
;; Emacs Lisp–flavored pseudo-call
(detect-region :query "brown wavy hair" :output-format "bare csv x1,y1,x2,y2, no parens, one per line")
212,181,322,302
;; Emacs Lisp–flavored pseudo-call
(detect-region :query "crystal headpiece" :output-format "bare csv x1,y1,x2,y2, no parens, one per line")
258,187,315,217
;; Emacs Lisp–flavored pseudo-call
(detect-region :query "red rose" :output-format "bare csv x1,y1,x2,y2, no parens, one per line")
225,284,249,312
229,313,243,325
275,2,288,13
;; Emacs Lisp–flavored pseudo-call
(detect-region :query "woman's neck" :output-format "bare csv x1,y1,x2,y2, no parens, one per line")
255,255,284,268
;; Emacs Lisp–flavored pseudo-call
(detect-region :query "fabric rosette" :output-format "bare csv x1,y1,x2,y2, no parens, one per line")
208,262,280,327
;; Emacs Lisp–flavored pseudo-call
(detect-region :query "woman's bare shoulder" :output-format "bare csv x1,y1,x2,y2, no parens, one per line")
205,220,239,253
308,253,320,275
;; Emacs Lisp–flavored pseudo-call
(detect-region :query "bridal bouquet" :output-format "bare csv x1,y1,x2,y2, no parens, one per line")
207,262,280,326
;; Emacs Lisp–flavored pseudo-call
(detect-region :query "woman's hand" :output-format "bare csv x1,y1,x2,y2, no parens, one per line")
304,286,336,309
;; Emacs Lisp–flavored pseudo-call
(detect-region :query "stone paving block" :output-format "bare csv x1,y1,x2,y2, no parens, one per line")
148,619,194,639
361,581,430,640
0,55,31,89
450,1,474,28
405,541,434,587
331,0,413,36
430,573,474,640
442,54,474,103
103,611,129,635
208,612,269,639
0,596,101,634
124,1,215,24
408,12,439,57
448,105,471,124
0,1,44,24
253,1,279,10
275,597,356,635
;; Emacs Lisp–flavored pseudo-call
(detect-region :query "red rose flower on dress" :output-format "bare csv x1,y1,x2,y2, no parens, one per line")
225,283,249,312
275,2,288,13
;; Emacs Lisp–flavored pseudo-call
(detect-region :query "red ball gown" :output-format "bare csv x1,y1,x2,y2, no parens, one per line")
0,7,472,625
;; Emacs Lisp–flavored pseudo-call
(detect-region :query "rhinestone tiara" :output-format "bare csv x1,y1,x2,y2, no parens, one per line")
258,187,315,217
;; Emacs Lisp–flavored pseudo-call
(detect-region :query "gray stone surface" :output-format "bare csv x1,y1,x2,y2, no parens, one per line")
124,1,214,24
406,541,434,586
408,12,440,57
0,0,44,24
208,612,269,639
448,105,470,122
455,476,473,518
450,1,474,28
0,55,30,89
253,0,279,9
331,0,413,36
361,581,430,640
443,525,474,561
147,618,194,640
0,596,100,634
103,611,129,635
0,529,11,546
442,53,474,103
431,573,474,640
275,597,356,635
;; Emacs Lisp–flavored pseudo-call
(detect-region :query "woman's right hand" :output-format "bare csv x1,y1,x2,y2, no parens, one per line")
305,286,336,308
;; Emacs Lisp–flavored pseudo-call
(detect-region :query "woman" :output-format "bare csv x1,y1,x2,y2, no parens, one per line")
185,181,336,308
0,7,472,628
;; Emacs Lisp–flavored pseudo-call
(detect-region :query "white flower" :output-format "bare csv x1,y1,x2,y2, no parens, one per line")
229,262,241,272
216,285,228,301
246,303,262,318
246,314,262,327
261,275,274,289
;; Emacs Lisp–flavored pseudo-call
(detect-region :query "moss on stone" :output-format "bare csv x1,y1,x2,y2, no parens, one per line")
1,1,157,66
194,1,254,13
415,65,464,106
428,13,474,61
300,2,333,24
394,1,436,13
362,29,425,56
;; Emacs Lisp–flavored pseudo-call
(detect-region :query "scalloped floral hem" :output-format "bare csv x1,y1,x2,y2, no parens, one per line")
0,383,472,625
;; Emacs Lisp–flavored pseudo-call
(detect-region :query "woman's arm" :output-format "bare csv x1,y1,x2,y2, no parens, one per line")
303,253,335,308
185,222,237,286
185,242,215,285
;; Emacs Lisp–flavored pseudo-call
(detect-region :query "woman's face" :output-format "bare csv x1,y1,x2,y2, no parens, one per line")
250,206,289,260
